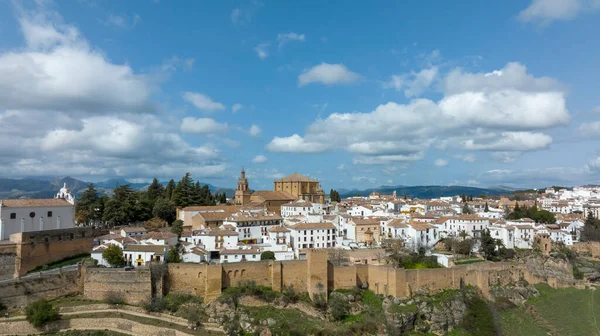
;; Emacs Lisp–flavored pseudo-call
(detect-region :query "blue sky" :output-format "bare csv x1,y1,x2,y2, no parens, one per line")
0,0,599,191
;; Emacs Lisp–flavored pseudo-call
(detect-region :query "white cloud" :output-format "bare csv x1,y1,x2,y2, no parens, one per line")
182,92,225,112
161,56,195,72
252,155,268,163
490,152,521,163
434,159,448,167
277,32,305,48
232,103,243,113
518,0,599,24
101,13,141,29
254,42,269,60
384,67,438,97
580,121,600,136
0,4,225,180
454,154,476,163
352,176,376,184
593,106,600,113
267,134,329,153
298,63,360,87
270,62,568,165
180,117,228,134
337,164,345,170
461,132,552,151
249,124,262,136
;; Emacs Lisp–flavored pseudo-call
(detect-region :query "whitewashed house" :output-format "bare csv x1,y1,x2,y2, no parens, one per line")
289,222,336,257
220,246,261,263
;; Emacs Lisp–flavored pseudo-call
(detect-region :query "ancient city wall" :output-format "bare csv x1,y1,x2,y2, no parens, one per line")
572,241,600,259
83,268,152,305
0,269,81,309
0,244,17,281
12,227,106,277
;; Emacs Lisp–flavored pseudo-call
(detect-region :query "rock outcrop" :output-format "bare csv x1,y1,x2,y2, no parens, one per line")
488,280,539,306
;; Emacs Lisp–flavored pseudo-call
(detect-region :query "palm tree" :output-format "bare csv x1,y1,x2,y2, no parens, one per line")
458,230,469,241
495,239,505,252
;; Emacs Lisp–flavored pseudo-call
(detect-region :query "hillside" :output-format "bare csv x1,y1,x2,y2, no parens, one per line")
0,177,236,199
338,185,512,199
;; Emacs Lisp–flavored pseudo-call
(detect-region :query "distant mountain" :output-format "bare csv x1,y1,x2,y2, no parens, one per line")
0,177,236,199
338,185,513,199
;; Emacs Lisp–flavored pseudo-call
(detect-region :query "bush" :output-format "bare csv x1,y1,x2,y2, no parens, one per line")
143,296,165,312
181,303,206,327
104,291,125,305
573,266,584,280
329,294,349,321
25,299,59,327
282,285,300,304
164,294,203,313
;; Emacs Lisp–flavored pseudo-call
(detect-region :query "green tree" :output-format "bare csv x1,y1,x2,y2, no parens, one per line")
583,212,600,241
484,202,489,212
102,244,124,267
260,251,276,260
147,178,164,203
329,189,341,203
152,197,176,224
76,184,101,225
480,229,496,260
144,217,166,232
102,184,136,227
164,179,176,200
172,173,195,207
25,299,59,327
167,247,181,263
171,219,184,237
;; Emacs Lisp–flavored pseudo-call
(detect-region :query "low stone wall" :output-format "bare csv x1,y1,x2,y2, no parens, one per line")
0,248,17,281
83,267,152,305
0,269,81,309
0,317,208,336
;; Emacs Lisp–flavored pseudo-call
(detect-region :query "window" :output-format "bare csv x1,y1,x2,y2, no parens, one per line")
10,213,16,219
47,211,53,217
29,212,35,218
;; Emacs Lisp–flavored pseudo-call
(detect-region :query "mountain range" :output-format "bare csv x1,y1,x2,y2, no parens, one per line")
0,177,236,199
337,185,516,199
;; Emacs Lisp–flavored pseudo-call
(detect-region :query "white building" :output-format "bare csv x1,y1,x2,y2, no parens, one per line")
280,200,324,218
120,227,147,237
488,225,515,249
260,226,294,261
138,231,178,246
0,183,76,240
289,222,336,257
220,246,261,263
123,244,168,267
191,229,239,252
223,211,283,244
434,215,490,238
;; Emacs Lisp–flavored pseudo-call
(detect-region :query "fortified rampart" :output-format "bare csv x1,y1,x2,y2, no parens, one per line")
0,268,81,308
0,244,17,281
10,227,106,277
83,267,153,305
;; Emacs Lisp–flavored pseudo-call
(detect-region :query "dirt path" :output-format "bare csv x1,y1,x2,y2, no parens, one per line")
525,304,560,336
4,308,223,333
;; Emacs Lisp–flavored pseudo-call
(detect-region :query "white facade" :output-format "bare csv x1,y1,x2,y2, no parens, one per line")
348,205,374,217
191,229,238,251
488,225,515,249
0,184,76,240
289,222,336,257
220,246,261,263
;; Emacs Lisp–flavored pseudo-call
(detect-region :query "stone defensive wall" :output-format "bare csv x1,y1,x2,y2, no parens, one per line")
0,243,17,281
83,267,153,305
0,268,81,309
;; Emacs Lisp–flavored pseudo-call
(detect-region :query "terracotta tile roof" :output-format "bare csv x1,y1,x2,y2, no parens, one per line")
195,211,232,220
251,190,297,201
289,222,336,230
352,218,380,226
275,173,318,183
268,226,291,233
191,247,208,255
140,231,177,240
227,213,283,222
1,198,72,208
181,205,240,212
388,219,408,228
123,244,167,253
195,229,238,237
220,247,261,255
282,200,313,207
122,227,147,233
409,222,436,231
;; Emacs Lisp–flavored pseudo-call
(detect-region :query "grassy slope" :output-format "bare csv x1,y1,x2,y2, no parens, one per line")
528,283,600,336
498,307,548,336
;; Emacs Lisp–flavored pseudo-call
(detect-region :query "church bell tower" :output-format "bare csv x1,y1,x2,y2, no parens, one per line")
235,168,251,205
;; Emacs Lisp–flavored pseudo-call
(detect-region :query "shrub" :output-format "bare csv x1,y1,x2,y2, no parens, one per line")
143,296,165,312
573,266,584,280
25,299,59,328
164,294,203,313
104,291,125,305
329,294,349,321
282,285,300,304
181,303,206,327
167,247,181,263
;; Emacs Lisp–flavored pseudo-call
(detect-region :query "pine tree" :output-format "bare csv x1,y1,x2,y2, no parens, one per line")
484,202,489,212
462,203,472,215
147,178,164,203
103,184,136,227
76,184,100,225
172,173,194,207
152,197,176,224
164,179,175,201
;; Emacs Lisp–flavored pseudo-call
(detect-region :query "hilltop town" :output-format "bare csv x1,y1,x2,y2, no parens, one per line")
1,172,600,335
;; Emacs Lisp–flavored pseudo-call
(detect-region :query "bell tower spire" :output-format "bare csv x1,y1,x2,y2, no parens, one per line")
235,167,251,205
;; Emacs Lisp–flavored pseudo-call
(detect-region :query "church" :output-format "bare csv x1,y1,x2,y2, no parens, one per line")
0,183,76,240
234,169,325,213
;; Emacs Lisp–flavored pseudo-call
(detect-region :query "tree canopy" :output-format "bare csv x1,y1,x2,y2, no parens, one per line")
260,251,276,260
329,189,341,203
583,212,600,242
507,203,556,224
167,247,181,263
102,244,124,267
25,299,59,327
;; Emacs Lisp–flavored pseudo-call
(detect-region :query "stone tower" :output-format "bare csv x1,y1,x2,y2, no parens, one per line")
234,168,251,205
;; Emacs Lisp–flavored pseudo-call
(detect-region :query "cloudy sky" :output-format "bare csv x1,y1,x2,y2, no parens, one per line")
0,0,599,190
